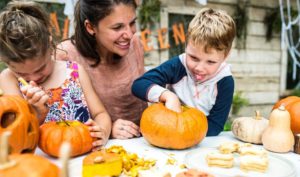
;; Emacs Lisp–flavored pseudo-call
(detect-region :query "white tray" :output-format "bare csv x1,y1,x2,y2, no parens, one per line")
184,148,297,177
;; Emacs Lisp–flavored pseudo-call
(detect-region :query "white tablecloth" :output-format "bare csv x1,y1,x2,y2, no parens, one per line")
35,131,300,177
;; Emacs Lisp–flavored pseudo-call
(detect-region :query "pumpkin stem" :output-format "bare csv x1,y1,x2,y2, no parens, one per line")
0,89,3,96
254,110,262,119
59,142,71,177
0,131,16,170
278,105,286,111
59,117,70,126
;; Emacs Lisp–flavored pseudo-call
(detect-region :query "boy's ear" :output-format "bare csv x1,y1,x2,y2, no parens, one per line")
224,49,232,60
84,20,95,36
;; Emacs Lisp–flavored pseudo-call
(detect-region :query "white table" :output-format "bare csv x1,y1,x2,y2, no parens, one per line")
35,131,300,177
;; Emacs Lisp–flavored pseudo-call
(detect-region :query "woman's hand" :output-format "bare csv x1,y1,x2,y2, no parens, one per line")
85,119,109,151
112,119,141,139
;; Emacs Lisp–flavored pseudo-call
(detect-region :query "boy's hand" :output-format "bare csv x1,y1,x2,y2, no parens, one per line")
112,119,140,139
160,90,182,113
20,81,49,117
85,119,109,151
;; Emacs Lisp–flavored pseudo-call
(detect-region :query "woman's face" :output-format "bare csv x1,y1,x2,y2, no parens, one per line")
94,4,137,58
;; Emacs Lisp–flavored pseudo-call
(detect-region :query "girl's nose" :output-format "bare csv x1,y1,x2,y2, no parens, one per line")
27,75,43,84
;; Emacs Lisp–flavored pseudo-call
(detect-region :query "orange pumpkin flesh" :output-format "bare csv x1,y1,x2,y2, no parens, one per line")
141,103,208,149
0,95,39,154
39,120,94,157
273,96,300,134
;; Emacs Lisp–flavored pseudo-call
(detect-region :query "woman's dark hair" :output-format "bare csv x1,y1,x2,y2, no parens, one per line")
0,1,52,63
73,0,137,66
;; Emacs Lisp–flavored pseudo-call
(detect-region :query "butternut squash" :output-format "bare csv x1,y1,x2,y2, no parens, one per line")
262,105,294,153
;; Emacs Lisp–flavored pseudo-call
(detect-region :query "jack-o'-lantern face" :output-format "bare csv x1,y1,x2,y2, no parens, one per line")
0,94,39,154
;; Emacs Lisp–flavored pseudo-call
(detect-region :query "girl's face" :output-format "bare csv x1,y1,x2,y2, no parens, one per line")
93,4,137,58
6,49,54,84
185,40,227,82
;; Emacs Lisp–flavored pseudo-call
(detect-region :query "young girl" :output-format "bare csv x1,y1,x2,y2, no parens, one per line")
0,1,111,150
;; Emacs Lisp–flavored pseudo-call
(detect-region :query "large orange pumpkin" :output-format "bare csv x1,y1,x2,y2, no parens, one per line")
140,103,208,149
0,93,39,154
273,96,300,134
39,120,94,157
0,132,60,177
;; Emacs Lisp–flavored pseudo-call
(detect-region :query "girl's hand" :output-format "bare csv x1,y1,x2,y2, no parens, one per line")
20,81,49,121
85,119,109,151
112,119,141,139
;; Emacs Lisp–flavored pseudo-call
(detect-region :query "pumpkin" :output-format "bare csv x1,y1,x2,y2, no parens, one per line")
262,105,294,153
273,96,300,134
0,131,60,177
0,91,39,154
39,120,94,157
231,110,269,144
140,103,208,149
82,151,122,177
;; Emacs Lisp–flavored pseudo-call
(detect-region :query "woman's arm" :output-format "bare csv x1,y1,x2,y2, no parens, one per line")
78,64,112,149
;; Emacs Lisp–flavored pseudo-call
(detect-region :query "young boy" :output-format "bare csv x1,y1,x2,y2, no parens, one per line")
132,8,236,136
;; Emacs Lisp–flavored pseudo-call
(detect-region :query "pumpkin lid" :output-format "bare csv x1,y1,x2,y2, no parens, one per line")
83,151,121,165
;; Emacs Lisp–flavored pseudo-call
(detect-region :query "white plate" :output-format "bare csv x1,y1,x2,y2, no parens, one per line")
184,148,297,177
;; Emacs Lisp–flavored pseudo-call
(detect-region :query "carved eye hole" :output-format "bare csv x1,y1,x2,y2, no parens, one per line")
0,112,16,128
27,122,33,133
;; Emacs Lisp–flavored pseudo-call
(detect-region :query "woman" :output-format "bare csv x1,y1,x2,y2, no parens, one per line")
56,0,147,139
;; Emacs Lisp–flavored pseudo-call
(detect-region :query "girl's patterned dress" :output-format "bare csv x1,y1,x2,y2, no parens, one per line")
19,61,91,123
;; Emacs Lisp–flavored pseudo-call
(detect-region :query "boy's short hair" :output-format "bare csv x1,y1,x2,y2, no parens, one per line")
187,8,236,55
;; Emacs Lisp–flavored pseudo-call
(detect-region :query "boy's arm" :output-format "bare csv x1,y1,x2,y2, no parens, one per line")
78,64,112,146
207,76,234,136
132,56,186,103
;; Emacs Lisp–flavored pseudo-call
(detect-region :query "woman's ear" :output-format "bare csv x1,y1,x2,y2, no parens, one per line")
84,20,95,36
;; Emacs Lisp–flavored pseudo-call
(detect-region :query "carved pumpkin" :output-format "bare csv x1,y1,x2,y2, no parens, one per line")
0,92,39,154
0,132,71,177
0,131,59,177
140,103,208,149
273,96,300,134
39,120,94,157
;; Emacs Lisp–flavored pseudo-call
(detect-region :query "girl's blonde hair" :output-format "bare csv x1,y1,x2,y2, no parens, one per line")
0,1,52,63
187,8,236,55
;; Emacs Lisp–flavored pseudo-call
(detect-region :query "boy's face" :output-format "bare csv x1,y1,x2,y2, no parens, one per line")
185,40,228,82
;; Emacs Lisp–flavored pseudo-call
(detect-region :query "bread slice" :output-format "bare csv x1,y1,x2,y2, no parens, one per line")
218,142,240,154
240,155,269,172
239,146,267,157
206,152,234,168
